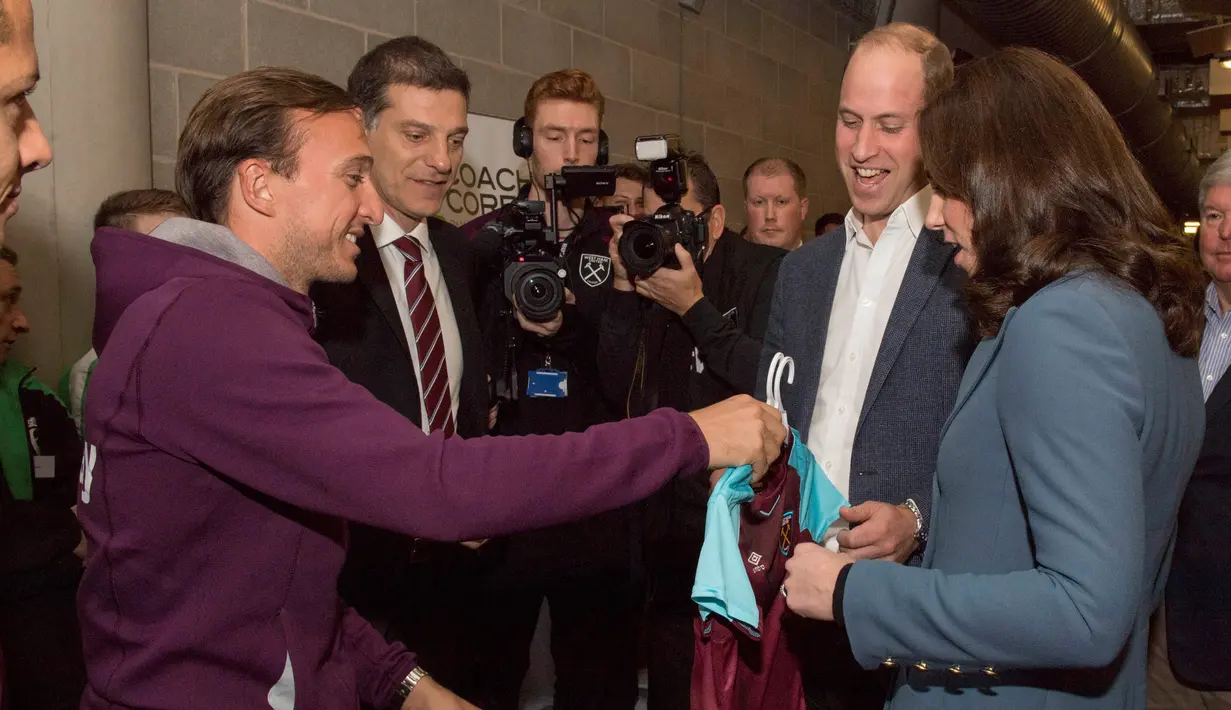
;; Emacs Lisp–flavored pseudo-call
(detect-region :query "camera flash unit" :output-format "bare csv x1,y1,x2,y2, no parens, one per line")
635,134,682,162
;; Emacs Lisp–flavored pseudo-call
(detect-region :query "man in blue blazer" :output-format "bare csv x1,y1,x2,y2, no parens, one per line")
755,23,972,710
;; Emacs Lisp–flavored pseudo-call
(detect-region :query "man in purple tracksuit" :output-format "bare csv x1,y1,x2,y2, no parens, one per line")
75,67,785,710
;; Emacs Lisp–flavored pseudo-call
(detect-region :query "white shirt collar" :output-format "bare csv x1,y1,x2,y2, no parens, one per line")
373,212,431,256
843,185,932,246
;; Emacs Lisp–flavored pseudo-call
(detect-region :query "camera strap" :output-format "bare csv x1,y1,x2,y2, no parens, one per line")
497,310,520,403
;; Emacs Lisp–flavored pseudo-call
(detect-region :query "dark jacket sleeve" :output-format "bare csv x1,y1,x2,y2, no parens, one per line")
30,386,86,509
0,384,84,577
138,280,710,544
681,254,782,397
596,289,645,416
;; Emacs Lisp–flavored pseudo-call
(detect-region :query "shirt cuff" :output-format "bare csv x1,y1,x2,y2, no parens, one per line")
680,296,724,343
833,562,854,629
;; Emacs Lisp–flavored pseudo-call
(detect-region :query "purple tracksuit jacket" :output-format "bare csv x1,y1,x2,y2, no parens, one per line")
76,218,709,709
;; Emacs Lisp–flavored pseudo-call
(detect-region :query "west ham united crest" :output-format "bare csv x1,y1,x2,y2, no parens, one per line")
780,511,794,556
579,254,612,287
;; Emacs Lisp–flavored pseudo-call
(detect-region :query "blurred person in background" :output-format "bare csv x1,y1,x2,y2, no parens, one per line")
744,157,809,251
58,189,189,433
603,162,649,218
1151,148,1231,710
0,245,85,710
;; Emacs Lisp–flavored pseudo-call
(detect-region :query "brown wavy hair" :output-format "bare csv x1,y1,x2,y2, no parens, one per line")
921,47,1204,357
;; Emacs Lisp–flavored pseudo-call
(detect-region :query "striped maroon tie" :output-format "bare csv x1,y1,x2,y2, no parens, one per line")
395,236,455,437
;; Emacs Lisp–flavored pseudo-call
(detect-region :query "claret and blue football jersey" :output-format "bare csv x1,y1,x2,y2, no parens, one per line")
691,428,848,710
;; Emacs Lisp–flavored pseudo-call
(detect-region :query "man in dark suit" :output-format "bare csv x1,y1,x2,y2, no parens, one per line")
311,37,489,703
1152,150,1231,709
755,23,972,710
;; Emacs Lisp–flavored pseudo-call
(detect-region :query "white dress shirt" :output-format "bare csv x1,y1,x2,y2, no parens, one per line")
806,186,931,548
373,213,463,434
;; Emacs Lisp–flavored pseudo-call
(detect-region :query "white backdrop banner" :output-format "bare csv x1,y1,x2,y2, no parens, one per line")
437,113,530,226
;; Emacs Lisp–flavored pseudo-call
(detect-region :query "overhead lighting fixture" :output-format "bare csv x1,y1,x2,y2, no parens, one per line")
1184,221,1200,235
1222,58,1231,69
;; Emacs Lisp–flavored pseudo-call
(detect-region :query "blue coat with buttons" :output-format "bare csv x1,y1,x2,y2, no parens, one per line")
840,272,1205,709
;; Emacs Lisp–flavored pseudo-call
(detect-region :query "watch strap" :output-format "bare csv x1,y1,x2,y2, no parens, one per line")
903,498,927,546
394,666,429,701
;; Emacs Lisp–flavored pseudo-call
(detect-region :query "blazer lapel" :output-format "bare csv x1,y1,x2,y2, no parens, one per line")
1206,367,1231,420
428,222,472,331
787,235,844,432
856,228,954,434
430,219,490,436
357,228,412,357
938,306,1016,442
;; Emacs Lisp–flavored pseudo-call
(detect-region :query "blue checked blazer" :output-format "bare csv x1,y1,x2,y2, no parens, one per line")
755,225,972,546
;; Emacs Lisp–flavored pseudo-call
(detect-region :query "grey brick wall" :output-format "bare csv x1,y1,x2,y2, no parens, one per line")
149,0,868,228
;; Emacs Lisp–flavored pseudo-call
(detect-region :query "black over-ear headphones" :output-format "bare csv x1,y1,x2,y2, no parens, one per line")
513,116,610,166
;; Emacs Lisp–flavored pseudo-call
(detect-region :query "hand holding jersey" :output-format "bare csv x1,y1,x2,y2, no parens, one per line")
689,395,787,480
782,542,853,622
835,501,919,562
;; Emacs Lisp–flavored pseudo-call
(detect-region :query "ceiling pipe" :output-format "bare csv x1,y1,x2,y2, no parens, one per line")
943,0,1204,218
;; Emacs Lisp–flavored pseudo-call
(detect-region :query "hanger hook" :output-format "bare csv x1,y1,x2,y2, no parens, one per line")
765,352,793,429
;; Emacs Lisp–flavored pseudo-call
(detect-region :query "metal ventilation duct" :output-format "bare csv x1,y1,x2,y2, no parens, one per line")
944,0,1204,218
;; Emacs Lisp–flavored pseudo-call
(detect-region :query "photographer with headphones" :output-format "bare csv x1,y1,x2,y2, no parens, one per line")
461,69,638,709
599,147,786,709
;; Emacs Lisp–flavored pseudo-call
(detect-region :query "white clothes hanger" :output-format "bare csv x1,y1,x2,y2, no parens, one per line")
765,352,794,430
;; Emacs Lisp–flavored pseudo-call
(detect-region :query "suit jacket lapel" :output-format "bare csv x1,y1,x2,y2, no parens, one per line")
857,228,954,434
357,227,412,358
1206,367,1231,420
938,306,1016,442
428,222,471,333
788,235,844,432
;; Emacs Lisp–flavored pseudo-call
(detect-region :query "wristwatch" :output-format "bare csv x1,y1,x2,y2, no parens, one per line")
393,666,430,702
903,498,927,546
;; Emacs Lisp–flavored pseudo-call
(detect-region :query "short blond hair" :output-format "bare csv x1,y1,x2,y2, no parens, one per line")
853,22,953,106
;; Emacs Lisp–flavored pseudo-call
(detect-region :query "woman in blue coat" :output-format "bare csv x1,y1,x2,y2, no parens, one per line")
782,47,1207,709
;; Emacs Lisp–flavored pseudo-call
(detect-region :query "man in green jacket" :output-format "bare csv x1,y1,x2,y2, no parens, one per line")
0,246,86,709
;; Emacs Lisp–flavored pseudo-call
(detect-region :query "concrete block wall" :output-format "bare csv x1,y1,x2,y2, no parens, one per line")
148,0,869,229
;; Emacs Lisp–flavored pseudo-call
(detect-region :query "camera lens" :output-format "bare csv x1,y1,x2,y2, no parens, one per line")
631,232,660,262
504,264,564,323
620,220,666,278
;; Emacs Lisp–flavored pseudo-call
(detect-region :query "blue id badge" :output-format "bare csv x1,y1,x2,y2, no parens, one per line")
526,369,568,398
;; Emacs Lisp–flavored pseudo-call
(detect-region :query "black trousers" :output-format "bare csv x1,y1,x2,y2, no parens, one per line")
0,573,87,710
472,568,642,710
644,555,697,710
350,546,487,707
797,618,893,710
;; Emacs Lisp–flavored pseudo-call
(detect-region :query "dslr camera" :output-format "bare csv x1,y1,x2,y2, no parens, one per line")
490,199,567,323
618,134,709,278
479,167,617,322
